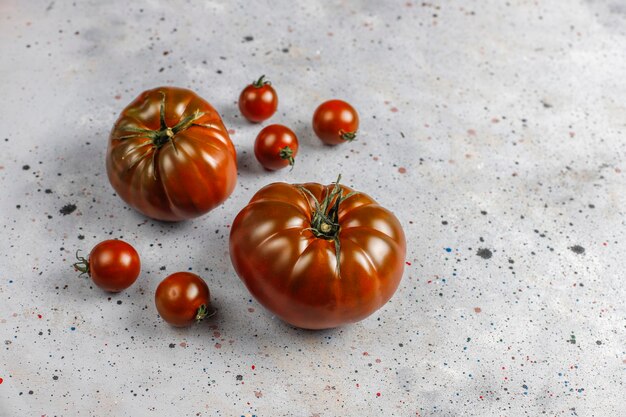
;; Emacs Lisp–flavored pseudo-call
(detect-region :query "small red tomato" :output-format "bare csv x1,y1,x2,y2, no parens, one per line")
73,240,141,292
155,272,213,327
312,99,359,145
238,75,278,123
254,124,299,171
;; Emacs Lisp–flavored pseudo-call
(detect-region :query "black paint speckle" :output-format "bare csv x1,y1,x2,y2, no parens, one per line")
243,35,254,42
476,248,493,259
168,343,175,348
22,165,30,170
570,245,585,254
59,204,77,215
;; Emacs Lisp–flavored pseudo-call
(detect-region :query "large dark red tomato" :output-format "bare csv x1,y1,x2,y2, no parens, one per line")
107,87,237,221
229,177,406,329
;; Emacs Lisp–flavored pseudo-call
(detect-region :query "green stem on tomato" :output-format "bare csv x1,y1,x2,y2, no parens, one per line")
297,175,357,278
195,304,217,322
340,130,357,142
252,75,270,88
279,146,295,169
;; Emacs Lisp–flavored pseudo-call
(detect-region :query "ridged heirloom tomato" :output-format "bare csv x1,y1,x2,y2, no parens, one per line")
107,87,237,221
229,177,406,329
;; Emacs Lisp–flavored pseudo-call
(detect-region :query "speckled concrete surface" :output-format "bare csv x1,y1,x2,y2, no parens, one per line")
1,0,625,416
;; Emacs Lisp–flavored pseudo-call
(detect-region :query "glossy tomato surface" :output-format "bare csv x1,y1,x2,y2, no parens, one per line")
229,180,406,329
238,75,278,123
312,99,359,145
254,124,299,171
84,240,141,292
155,272,211,327
107,86,237,221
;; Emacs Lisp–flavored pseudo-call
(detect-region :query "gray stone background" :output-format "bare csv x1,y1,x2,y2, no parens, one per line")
0,0,624,416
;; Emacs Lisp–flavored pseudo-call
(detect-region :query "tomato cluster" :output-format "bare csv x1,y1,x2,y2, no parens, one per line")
74,77,405,330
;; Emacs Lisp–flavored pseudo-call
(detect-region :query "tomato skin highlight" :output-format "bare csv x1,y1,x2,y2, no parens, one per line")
107,86,237,222
312,100,359,145
86,240,141,293
229,180,406,330
155,272,211,327
254,124,299,171
238,76,278,123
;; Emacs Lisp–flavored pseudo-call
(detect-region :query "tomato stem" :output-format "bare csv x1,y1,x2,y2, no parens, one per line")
339,130,357,142
73,250,90,277
297,175,357,278
195,304,217,322
252,74,271,88
279,146,295,169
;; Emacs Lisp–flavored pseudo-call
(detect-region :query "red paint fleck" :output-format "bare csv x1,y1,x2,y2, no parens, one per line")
405,261,412,266
356,383,360,387
228,129,236,135
179,342,187,348
603,242,608,246
615,168,621,173
251,365,255,370
0,377,3,384
254,390,263,398
390,107,399,113
569,131,575,138
327,32,334,37
114,94,121,100
362,351,369,356
376,392,381,397
474,307,482,313
491,118,500,123
248,307,255,313
214,343,222,349
479,395,483,399
373,156,379,161
375,358,381,363
467,129,476,136
37,314,42,319
398,167,407,174
427,280,432,284
213,331,221,338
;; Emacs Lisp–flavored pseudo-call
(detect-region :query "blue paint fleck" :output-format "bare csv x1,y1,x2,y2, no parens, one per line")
70,326,76,331
444,247,452,253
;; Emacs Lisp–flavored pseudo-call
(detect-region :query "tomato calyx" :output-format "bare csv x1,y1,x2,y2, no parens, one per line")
279,146,295,168
116,92,210,150
195,304,217,322
73,250,90,277
298,175,357,277
339,130,357,142
252,74,271,88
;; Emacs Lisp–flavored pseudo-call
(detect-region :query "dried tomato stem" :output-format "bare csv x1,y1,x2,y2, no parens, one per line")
195,304,217,322
73,250,90,277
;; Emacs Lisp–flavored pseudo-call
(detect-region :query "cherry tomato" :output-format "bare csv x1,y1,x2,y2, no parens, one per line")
238,75,278,123
73,240,141,292
229,176,406,329
155,272,213,327
254,124,299,171
107,87,237,222
312,100,359,145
